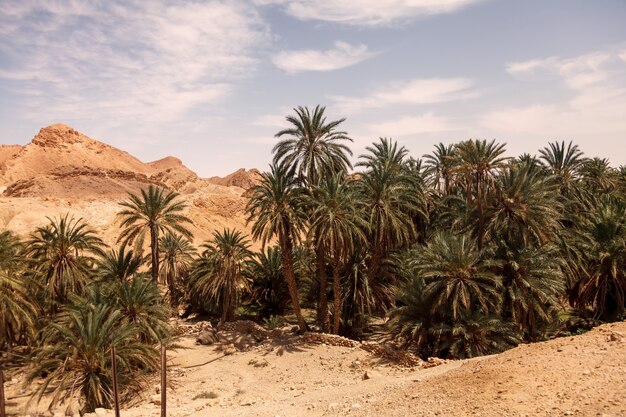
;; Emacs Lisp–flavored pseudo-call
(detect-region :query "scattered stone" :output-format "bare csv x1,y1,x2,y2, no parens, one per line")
196,329,219,345
151,394,162,405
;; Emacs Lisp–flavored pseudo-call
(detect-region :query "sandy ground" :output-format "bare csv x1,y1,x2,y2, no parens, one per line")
5,320,625,417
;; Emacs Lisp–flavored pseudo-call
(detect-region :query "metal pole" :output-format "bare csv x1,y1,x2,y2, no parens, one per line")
0,369,6,417
111,346,121,417
161,344,166,417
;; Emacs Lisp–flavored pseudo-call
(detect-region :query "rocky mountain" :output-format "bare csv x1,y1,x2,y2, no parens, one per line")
0,124,258,247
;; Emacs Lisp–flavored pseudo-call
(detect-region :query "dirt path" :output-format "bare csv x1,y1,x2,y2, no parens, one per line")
5,321,626,417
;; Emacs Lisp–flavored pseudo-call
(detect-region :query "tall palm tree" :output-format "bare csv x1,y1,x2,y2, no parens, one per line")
118,185,193,283
189,229,252,324
159,232,196,306
246,163,309,331
356,138,426,284
539,140,586,180
454,139,509,249
273,105,354,328
25,214,104,309
273,105,353,187
96,245,143,282
308,173,367,333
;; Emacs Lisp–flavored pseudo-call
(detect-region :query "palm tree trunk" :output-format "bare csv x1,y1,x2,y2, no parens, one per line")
151,224,159,283
279,231,308,332
332,257,341,334
316,245,330,332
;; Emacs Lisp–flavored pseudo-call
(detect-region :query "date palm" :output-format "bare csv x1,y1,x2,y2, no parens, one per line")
246,163,309,331
118,185,193,283
159,233,196,306
423,143,457,195
414,232,501,319
308,173,367,333
96,245,143,282
189,229,252,323
484,164,561,246
0,231,37,349
492,242,565,340
25,214,104,309
454,139,509,249
273,105,353,187
572,197,626,320
356,138,426,283
246,246,290,317
273,105,353,328
28,300,158,413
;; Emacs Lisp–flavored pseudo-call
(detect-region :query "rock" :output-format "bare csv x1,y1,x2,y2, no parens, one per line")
608,332,623,342
363,370,375,380
94,408,110,417
196,330,219,345
151,394,162,405
154,383,161,394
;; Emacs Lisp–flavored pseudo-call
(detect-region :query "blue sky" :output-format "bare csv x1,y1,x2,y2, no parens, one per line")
1,0,625,176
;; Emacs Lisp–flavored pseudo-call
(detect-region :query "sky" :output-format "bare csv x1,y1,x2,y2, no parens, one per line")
1,0,626,177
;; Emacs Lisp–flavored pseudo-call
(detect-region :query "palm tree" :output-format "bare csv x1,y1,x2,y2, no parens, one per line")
273,105,353,187
118,185,193,283
28,300,158,413
308,173,366,333
539,140,586,180
25,214,104,309
189,229,252,323
414,232,501,320
0,231,37,349
484,164,561,246
572,197,626,320
423,143,457,195
96,245,143,282
246,163,309,331
454,139,509,249
492,242,565,339
114,275,173,344
159,232,196,306
245,246,290,317
356,138,426,284
273,105,354,328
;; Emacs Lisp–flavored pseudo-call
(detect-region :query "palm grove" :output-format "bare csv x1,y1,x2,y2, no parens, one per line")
2,106,626,412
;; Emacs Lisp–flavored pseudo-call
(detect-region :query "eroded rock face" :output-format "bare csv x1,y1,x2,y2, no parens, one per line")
208,168,261,190
0,124,260,250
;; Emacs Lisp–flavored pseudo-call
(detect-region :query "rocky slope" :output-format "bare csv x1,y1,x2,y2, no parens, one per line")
0,124,257,246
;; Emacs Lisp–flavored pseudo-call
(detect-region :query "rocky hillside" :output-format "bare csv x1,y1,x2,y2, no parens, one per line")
0,124,258,246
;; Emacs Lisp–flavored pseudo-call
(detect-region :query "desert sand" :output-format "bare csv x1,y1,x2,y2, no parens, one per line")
4,319,625,417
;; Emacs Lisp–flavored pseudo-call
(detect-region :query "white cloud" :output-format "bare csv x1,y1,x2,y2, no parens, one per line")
483,49,626,148
506,53,612,89
366,113,457,137
619,50,626,63
272,41,373,73
0,1,270,126
257,0,484,26
331,77,475,113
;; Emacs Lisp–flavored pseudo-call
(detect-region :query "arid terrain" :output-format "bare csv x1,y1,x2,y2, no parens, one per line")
0,124,260,247
2,125,626,417
4,320,626,417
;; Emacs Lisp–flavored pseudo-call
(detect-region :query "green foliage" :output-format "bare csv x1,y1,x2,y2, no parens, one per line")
0,231,37,348
118,185,193,282
193,391,218,400
246,246,290,317
25,214,104,309
28,297,159,413
187,229,252,323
